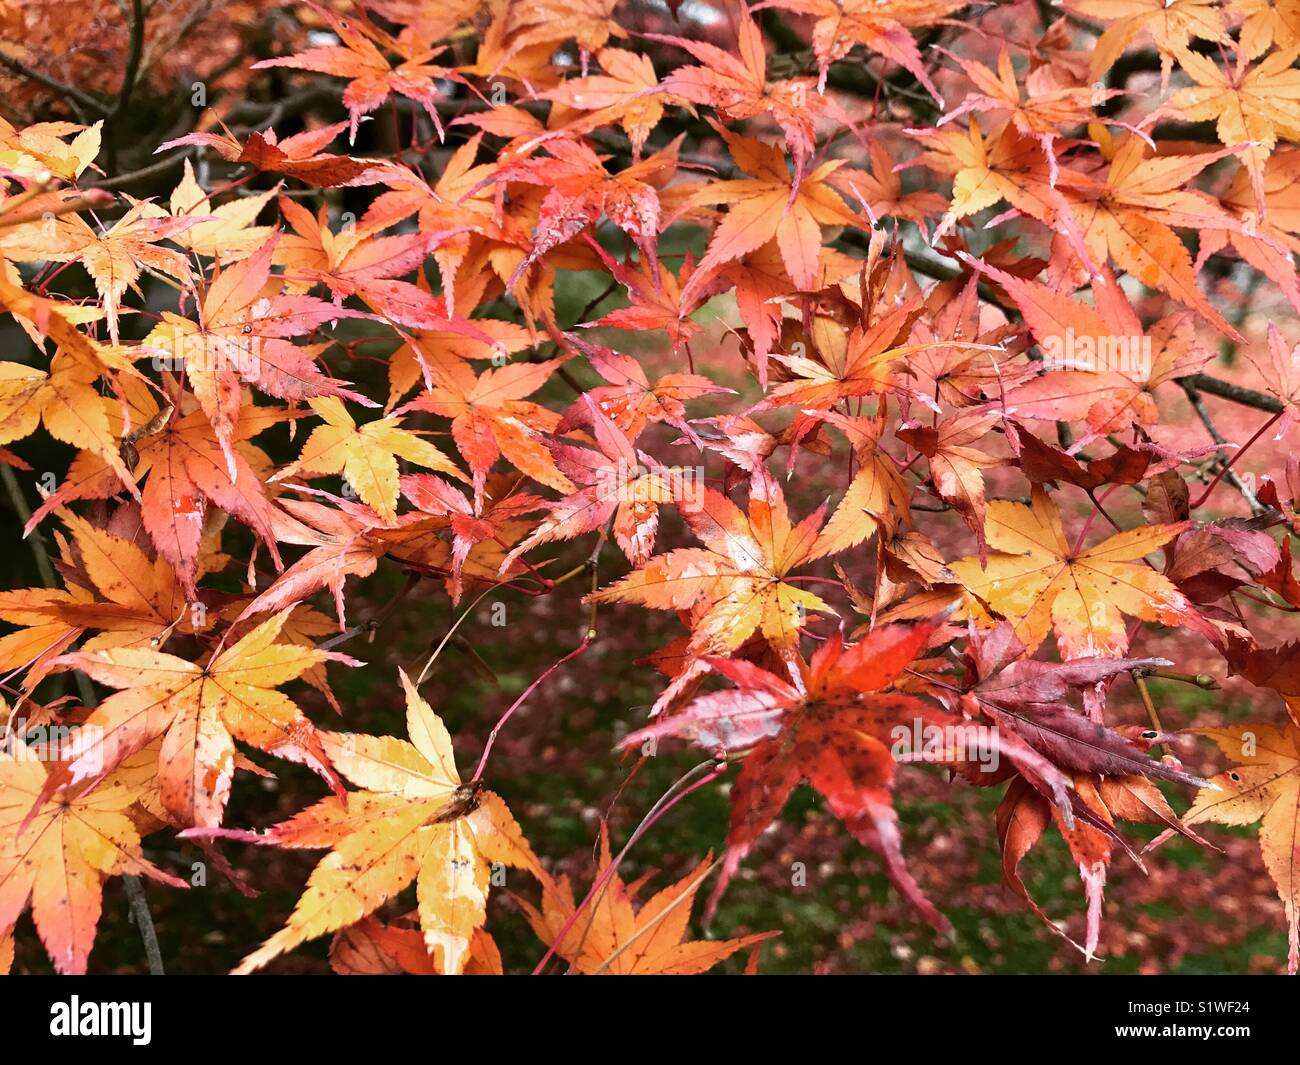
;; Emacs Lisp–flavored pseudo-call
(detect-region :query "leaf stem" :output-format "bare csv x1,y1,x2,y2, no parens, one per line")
468,635,591,786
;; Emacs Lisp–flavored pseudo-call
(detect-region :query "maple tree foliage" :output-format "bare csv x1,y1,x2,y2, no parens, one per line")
3,0,1300,978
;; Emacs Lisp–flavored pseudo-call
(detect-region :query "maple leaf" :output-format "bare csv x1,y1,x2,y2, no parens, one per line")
1049,132,1244,337
826,139,950,229
398,355,577,506
940,46,1118,143
503,394,679,571
400,472,546,602
521,825,776,974
1236,0,1300,59
49,610,355,827
948,487,1199,659
749,299,923,414
1177,722,1300,974
142,158,279,262
145,234,373,479
586,470,834,660
0,752,186,974
386,517,535,603
681,125,870,302
761,0,963,99
251,605,348,712
496,0,625,58
558,336,730,440
0,116,102,180
359,136,504,314
236,491,406,627
253,3,458,143
4,0,1299,979
649,13,839,182
957,625,1210,790
899,270,1032,407
898,410,1003,557
190,671,539,974
1162,46,1300,214
1200,148,1300,312
1259,535,1300,610
487,137,677,289
0,585,84,686
0,343,139,495
575,242,712,351
1062,0,1229,82
908,117,1073,243
0,261,109,363
997,770,1199,960
47,199,199,343
1225,636,1300,715
16,372,310,598
133,397,303,594
0,508,195,687
385,296,532,410
1164,519,1282,602
542,47,671,157
159,121,382,188
1013,425,1150,491
967,258,1212,437
709,237,866,389
1247,323,1300,439
355,0,482,46
275,195,464,328
273,396,466,521
806,410,912,560
330,915,502,975
623,622,954,927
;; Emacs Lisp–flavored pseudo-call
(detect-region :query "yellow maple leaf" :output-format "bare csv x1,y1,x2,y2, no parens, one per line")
1165,47,1300,213
586,471,834,658
949,487,1195,658
0,117,101,180
142,158,278,262
1235,0,1300,59
51,201,197,342
1063,0,1229,82
273,395,467,520
52,610,352,827
0,343,139,493
1182,723,1300,974
211,670,539,974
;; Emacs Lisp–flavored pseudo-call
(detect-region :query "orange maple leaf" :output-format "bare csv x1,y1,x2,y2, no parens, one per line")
50,610,354,827
521,825,776,974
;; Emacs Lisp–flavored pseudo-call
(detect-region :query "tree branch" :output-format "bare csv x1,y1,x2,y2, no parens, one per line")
104,0,147,174
0,51,108,118
1178,380,1266,513
1179,374,1283,414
